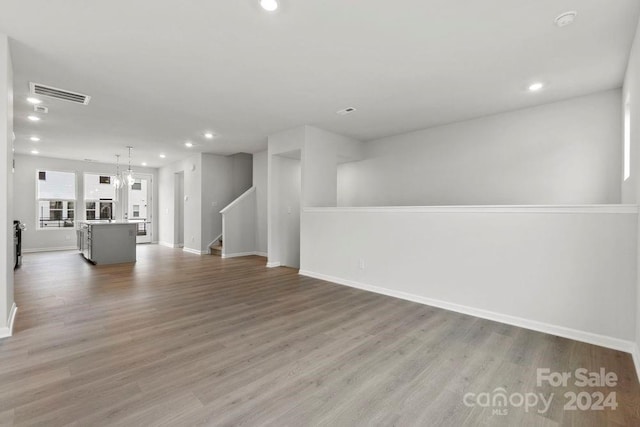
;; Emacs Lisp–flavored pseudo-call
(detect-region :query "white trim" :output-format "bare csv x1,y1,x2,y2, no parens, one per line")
298,270,636,354
632,344,640,383
182,247,204,255
22,246,76,253
158,241,180,248
222,251,267,259
220,187,256,214
303,205,639,215
255,252,268,258
208,234,222,249
266,261,281,268
222,251,258,259
0,304,18,339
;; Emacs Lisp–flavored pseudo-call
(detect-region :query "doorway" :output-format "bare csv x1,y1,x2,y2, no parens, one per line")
273,152,301,268
174,171,185,248
124,173,153,244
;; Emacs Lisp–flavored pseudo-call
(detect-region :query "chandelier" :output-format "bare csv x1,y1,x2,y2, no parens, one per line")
113,154,124,189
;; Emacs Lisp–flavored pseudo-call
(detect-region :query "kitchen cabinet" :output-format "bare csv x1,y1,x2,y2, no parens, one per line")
77,221,137,265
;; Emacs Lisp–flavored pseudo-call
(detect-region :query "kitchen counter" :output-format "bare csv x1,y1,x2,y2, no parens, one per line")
77,221,137,265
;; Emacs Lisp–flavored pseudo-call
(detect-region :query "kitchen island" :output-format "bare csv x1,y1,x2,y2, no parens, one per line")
77,221,137,265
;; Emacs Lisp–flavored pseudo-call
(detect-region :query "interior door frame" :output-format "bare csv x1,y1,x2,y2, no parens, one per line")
123,172,153,244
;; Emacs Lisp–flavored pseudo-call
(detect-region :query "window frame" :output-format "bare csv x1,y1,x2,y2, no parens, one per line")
35,169,78,231
83,172,118,221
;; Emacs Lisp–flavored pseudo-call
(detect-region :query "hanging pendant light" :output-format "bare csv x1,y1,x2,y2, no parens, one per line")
113,155,124,189
125,146,135,187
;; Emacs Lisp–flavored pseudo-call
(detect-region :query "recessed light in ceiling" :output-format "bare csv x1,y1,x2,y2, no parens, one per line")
337,107,357,116
31,150,39,155
204,132,214,139
185,142,193,148
260,0,278,12
27,97,42,105
28,115,40,121
528,82,544,92
555,11,577,28
159,154,166,159
142,162,147,166
30,136,40,142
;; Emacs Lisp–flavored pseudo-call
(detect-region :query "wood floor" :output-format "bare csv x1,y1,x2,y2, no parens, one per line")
1,245,639,426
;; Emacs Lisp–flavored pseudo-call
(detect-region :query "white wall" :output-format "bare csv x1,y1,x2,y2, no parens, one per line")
221,188,256,257
253,150,267,255
0,34,13,332
267,127,305,267
13,155,159,252
231,153,253,200
201,153,231,252
302,127,338,207
301,206,638,350
622,14,640,373
339,90,623,206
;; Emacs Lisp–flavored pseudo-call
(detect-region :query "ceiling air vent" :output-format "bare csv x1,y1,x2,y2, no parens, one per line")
30,82,91,105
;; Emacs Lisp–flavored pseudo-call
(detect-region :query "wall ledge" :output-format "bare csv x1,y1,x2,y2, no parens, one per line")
304,205,639,214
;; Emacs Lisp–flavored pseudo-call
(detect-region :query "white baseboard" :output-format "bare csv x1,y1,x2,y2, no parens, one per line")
222,251,257,259
298,270,636,355
255,252,268,258
0,303,18,339
183,247,205,255
158,241,180,248
222,251,268,259
632,344,640,383
266,261,281,268
22,246,76,253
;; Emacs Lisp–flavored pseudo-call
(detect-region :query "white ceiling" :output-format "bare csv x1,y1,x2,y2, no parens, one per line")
1,0,639,167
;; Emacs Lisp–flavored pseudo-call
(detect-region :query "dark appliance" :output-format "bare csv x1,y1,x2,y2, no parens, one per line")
13,220,25,269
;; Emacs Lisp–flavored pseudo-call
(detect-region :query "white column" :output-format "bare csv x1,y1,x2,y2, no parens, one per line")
0,33,15,336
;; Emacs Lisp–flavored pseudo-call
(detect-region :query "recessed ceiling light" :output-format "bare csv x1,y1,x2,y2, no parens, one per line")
555,11,577,28
185,142,193,148
204,132,214,139
27,97,42,105
141,162,147,166
31,150,39,155
528,82,544,92
260,0,278,11
159,154,166,159
30,136,40,142
28,115,40,121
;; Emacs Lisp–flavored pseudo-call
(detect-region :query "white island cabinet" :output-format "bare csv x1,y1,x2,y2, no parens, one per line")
77,221,137,265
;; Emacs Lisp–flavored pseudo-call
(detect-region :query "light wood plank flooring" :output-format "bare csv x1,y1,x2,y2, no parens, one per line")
1,245,639,426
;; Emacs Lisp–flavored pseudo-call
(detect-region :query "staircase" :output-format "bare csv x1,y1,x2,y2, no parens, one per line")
210,237,222,256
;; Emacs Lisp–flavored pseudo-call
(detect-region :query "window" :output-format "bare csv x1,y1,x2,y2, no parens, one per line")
132,205,140,218
84,174,116,220
37,170,76,228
